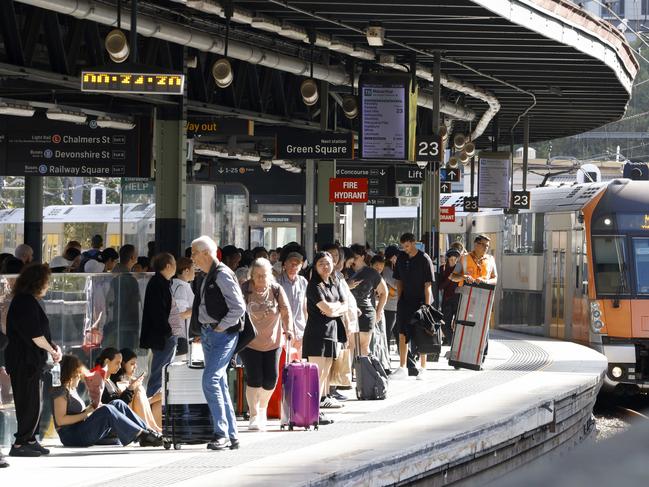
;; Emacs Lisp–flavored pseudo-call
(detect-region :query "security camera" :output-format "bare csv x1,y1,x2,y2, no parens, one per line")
193,162,202,172
416,160,428,169
260,160,272,172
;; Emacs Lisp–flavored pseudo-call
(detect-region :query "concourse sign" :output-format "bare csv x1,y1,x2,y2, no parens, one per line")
336,166,389,197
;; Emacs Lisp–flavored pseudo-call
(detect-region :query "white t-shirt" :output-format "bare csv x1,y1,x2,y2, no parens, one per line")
171,278,195,339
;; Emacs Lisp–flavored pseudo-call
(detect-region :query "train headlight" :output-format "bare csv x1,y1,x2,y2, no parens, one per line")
592,310,601,319
593,319,604,331
611,366,623,378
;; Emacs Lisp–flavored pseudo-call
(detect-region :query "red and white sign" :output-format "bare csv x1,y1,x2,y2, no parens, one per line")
329,178,368,203
440,206,456,223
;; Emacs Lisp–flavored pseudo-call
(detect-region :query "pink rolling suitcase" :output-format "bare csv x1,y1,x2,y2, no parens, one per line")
280,355,320,431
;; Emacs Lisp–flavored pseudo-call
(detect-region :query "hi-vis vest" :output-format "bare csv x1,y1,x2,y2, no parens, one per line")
459,252,495,285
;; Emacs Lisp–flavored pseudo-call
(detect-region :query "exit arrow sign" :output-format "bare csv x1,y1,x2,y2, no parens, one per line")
440,181,452,193
445,168,460,182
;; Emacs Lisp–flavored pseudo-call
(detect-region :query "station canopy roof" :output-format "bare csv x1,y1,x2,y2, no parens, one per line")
0,0,639,147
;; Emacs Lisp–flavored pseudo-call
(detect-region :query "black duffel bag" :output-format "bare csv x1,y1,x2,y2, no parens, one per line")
411,304,444,360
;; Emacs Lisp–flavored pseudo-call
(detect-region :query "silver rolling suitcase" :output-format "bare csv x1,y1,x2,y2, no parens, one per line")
162,345,212,449
448,282,495,371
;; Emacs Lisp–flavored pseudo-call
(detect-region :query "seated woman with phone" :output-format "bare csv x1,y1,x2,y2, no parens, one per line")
96,347,162,433
53,354,163,447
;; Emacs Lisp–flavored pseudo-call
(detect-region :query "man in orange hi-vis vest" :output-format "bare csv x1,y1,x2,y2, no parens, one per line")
450,234,497,286
450,234,497,360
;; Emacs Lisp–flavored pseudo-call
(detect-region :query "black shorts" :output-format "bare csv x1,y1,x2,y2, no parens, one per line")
396,303,422,341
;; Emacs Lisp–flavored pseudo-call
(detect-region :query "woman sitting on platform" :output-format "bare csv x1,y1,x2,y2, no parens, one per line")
53,354,163,447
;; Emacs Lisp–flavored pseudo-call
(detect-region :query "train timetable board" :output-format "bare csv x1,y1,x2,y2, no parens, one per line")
477,152,511,208
359,74,410,160
0,116,152,177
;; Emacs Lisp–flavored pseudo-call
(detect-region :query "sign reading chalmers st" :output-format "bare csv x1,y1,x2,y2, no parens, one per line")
276,132,353,160
0,116,152,177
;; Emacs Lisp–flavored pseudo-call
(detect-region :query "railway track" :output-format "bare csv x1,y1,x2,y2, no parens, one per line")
593,395,649,441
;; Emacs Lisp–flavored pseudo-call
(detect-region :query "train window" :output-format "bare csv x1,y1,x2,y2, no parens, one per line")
632,238,649,294
592,236,630,295
503,213,543,254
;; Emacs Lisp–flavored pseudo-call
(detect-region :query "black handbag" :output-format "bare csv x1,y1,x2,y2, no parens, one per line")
233,312,257,355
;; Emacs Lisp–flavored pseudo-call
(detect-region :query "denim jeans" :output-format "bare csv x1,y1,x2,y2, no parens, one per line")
57,399,147,447
147,335,178,397
201,326,238,440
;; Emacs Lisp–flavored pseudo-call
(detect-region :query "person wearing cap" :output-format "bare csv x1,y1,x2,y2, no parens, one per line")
439,248,462,345
49,256,72,273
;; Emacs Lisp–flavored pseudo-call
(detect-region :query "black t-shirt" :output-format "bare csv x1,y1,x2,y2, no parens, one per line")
393,250,434,307
350,266,382,320
305,277,344,338
5,293,52,377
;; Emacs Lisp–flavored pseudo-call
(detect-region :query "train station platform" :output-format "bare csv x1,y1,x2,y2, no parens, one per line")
1,332,607,486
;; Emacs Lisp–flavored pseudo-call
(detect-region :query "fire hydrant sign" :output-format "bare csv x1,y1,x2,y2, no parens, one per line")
329,178,368,203
440,206,456,223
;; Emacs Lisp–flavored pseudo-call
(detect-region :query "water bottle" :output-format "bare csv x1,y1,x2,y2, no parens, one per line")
51,362,61,387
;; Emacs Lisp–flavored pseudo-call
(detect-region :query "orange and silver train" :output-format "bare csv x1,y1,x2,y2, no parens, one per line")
440,178,649,394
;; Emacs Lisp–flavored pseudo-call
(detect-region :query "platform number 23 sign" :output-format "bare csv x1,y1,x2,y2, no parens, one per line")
511,190,531,210
416,135,442,164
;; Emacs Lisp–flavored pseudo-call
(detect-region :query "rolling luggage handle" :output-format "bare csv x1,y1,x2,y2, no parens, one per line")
188,339,205,369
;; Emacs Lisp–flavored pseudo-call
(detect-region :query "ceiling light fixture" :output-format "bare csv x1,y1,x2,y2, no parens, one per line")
186,0,223,15
105,1,129,63
194,144,229,157
96,116,135,130
453,133,466,150
279,22,308,41
301,33,319,106
251,14,282,33
46,107,87,124
351,46,375,61
0,101,35,117
365,23,385,47
309,32,332,49
330,39,354,55
239,151,261,162
230,7,253,24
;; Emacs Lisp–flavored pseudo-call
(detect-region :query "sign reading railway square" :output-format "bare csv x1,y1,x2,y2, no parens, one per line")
0,116,152,177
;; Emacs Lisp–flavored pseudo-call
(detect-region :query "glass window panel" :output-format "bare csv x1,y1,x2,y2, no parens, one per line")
633,238,649,294
592,236,630,295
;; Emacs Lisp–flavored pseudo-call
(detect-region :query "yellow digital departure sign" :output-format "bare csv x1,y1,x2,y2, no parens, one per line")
81,71,184,95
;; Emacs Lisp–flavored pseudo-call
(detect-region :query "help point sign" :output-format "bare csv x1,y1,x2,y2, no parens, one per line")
329,178,369,203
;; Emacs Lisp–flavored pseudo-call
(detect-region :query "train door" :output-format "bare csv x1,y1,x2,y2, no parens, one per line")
549,231,568,338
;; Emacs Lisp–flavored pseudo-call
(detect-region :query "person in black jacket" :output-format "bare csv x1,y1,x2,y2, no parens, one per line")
139,253,177,397
5,264,61,458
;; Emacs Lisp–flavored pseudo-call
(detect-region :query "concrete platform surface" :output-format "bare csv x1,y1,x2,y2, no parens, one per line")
0,332,607,486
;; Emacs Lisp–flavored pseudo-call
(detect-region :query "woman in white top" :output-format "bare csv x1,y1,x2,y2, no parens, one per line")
170,257,195,360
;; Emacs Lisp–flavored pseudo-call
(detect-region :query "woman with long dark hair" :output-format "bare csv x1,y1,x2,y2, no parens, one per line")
302,252,348,421
4,264,60,457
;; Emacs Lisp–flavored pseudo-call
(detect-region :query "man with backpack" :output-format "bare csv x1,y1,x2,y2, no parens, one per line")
189,236,246,451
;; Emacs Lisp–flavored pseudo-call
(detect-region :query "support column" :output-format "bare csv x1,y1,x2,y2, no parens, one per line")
316,160,336,247
351,203,365,245
24,176,43,262
154,117,187,257
305,159,316,262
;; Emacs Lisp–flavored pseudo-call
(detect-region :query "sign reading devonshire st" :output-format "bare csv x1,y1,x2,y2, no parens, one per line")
0,116,152,177
360,74,410,160
329,178,368,203
275,132,353,160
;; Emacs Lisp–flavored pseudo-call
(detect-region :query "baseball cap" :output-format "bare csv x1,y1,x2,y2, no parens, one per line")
445,249,461,259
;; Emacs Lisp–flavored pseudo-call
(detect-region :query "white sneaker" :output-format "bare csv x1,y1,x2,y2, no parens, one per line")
320,396,343,409
248,416,260,431
258,408,267,431
390,367,408,380
416,368,426,381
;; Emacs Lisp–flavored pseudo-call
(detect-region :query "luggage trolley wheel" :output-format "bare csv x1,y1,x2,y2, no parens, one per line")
288,423,295,431
313,423,319,431
454,366,461,370
173,443,182,450
163,442,171,450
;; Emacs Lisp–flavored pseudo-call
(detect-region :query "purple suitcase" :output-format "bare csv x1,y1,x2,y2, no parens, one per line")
280,361,320,431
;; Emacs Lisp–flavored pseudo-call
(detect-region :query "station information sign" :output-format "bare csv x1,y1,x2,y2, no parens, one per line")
478,152,511,208
336,166,389,196
329,178,368,203
0,116,152,177
359,74,410,160
81,71,184,95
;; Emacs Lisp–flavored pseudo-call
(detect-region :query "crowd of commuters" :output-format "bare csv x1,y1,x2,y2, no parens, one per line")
0,230,498,465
